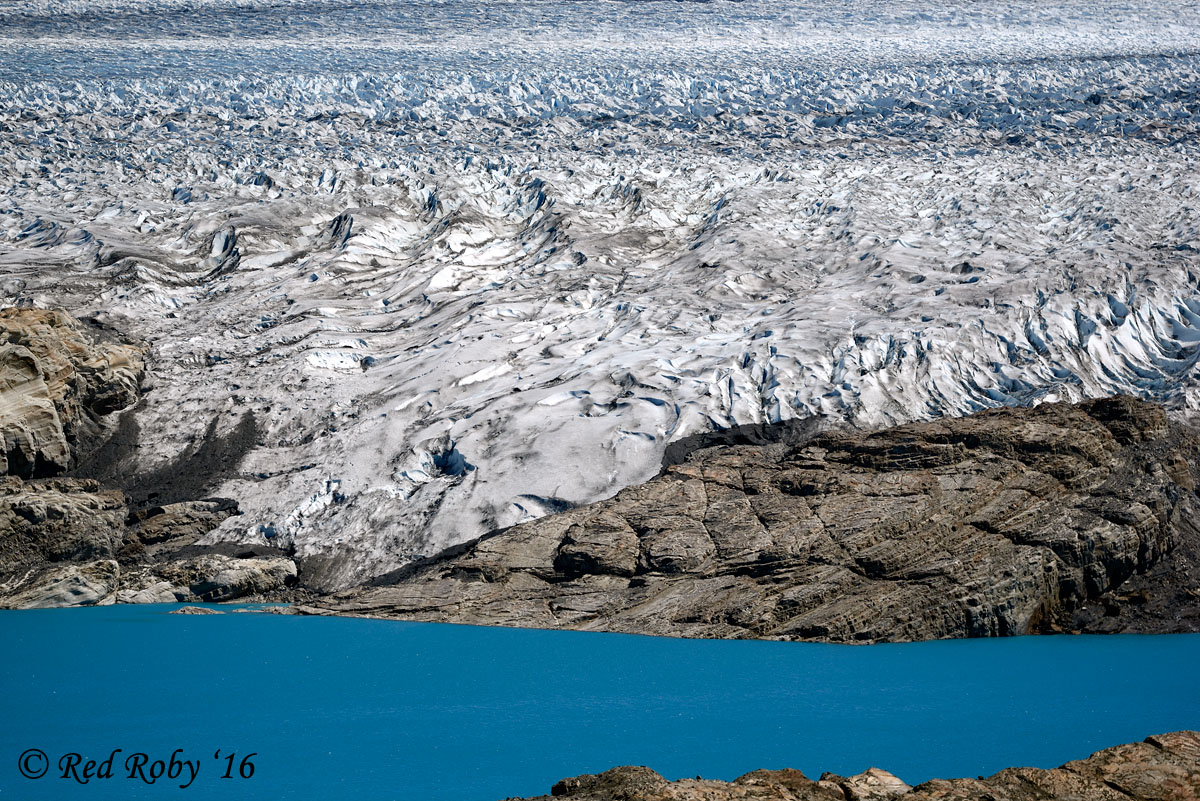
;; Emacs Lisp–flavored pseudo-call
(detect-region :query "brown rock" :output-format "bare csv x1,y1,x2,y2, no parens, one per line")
169,605,223,615
551,767,670,800
130,499,242,547
0,307,143,477
508,732,1200,801
555,511,641,578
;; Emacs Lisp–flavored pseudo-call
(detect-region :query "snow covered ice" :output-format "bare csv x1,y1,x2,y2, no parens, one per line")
1,0,1197,588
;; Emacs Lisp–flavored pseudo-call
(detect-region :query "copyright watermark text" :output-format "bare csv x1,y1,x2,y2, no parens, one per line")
16,749,256,789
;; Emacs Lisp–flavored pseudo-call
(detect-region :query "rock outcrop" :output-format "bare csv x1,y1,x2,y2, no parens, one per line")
508,731,1200,801
0,306,297,609
315,396,1200,641
0,307,144,477
169,605,224,615
0,475,296,608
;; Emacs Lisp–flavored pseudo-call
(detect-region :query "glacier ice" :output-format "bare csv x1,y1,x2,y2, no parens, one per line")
0,0,1198,588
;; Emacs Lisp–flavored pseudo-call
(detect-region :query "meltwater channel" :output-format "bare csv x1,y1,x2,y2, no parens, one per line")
1,605,1198,801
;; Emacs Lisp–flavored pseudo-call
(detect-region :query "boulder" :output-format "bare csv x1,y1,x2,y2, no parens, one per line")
822,769,912,801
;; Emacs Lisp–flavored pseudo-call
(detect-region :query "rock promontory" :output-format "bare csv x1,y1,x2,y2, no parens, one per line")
507,730,1200,801
315,396,1200,641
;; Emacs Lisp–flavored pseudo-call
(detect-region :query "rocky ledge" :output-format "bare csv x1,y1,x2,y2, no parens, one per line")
510,731,1200,801
0,307,297,608
314,396,1200,641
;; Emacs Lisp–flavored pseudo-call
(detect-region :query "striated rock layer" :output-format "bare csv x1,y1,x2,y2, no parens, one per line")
314,396,1200,642
510,731,1200,801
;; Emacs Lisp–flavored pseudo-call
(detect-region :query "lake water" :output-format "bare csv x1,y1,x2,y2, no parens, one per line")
1,605,1198,801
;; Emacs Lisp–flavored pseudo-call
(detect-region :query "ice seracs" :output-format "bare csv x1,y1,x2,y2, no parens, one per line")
0,0,1197,588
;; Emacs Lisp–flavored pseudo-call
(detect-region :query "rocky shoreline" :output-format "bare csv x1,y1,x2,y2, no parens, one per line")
506,731,1200,801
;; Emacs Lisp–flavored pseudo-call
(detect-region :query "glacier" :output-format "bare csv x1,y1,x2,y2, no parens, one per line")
0,0,1198,589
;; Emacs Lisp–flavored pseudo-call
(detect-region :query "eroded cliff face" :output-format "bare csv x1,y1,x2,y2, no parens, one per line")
0,307,296,608
0,307,144,477
314,396,1200,642
510,731,1200,801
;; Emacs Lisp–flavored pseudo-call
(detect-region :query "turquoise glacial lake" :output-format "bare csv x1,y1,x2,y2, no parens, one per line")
1,605,1198,801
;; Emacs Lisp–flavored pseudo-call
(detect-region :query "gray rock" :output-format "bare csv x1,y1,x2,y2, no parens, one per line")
124,555,298,602
117,581,180,604
3,560,119,608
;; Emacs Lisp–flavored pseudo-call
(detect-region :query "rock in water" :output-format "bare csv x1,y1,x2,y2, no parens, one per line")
509,731,1200,801
316,396,1200,642
169,606,223,615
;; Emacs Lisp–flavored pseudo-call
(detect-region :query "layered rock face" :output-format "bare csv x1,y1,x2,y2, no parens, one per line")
0,307,143,477
0,307,297,608
315,396,1200,641
512,731,1200,801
